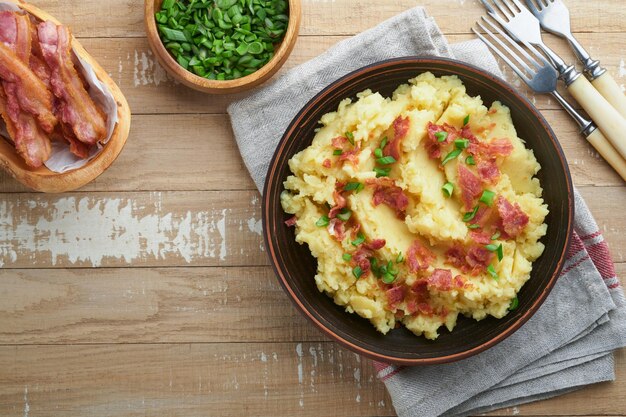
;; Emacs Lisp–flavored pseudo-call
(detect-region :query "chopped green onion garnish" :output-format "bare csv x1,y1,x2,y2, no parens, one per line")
345,131,355,145
496,244,503,261
156,0,288,81
463,114,470,126
337,209,352,222
455,139,469,149
159,27,188,42
442,182,454,198
316,215,329,227
382,272,396,284
487,264,498,280
377,156,397,165
396,252,404,263
508,297,519,311
463,206,479,222
468,224,480,229
333,149,343,156
351,232,365,246
491,231,501,240
353,266,363,279
463,206,478,222
479,190,496,206
344,182,364,193
465,155,476,165
374,167,391,177
370,257,380,276
380,136,388,150
485,243,499,252
435,131,448,142
342,253,352,262
162,0,175,9
441,148,462,165
374,148,383,158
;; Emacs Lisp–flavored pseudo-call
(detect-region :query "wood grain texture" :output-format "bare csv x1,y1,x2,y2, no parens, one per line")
0,264,626,417
0,191,266,268
0,344,625,417
0,186,623,268
0,0,624,416
20,33,620,116
20,0,626,37
0,263,624,346
0,267,316,344
0,109,624,193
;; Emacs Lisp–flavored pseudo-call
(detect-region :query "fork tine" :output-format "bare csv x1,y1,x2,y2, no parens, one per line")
480,16,551,71
509,0,526,12
524,38,553,68
472,24,530,83
524,0,540,13
478,0,501,18
492,0,514,19
502,0,521,14
479,0,512,27
478,17,539,73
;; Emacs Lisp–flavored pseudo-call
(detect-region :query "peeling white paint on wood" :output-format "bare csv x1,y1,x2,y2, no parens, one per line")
0,196,232,267
133,49,169,87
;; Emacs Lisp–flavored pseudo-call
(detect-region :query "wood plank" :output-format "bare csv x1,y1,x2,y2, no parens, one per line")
0,190,266,268
0,343,625,417
0,262,622,345
0,107,624,193
0,267,318,344
0,186,623,268
26,0,626,38
0,342,394,417
0,114,256,193
55,33,625,116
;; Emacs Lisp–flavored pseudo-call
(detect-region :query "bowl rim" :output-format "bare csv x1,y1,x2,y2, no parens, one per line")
262,56,574,365
144,0,301,93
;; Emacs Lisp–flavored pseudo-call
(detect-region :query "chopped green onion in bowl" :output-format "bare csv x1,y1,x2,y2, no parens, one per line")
155,0,289,81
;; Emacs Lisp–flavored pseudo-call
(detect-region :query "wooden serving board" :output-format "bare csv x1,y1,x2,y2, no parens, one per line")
0,0,131,193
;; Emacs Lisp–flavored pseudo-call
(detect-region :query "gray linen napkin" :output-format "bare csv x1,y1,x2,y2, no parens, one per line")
228,7,626,416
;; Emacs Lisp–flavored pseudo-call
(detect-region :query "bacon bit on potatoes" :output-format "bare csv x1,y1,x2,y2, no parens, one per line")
383,115,410,161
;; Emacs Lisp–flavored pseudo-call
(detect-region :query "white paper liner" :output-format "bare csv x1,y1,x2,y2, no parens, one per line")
0,1,118,173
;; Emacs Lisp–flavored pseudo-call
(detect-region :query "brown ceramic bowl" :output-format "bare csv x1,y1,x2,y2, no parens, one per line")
144,0,301,94
263,57,574,365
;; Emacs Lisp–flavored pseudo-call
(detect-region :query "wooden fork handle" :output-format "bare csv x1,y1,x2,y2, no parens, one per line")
591,72,626,118
568,76,626,160
586,128,626,182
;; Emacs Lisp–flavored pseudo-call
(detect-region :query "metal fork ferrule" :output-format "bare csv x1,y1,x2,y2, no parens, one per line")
582,58,607,80
551,91,594,136
558,64,581,86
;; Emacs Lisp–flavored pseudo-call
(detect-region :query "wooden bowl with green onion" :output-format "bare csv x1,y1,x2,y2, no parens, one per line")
144,0,301,94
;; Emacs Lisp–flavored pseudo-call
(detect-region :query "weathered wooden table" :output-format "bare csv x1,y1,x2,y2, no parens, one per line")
0,0,624,415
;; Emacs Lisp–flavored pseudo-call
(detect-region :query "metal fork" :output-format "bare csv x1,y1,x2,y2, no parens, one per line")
479,0,577,83
478,0,626,160
472,16,626,181
525,0,626,117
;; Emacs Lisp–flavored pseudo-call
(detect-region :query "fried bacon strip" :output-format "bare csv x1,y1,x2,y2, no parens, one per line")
0,11,53,167
38,21,106,145
0,86,51,167
0,39,56,134
0,11,31,61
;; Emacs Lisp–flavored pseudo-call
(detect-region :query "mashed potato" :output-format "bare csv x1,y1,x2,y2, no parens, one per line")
281,72,548,340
